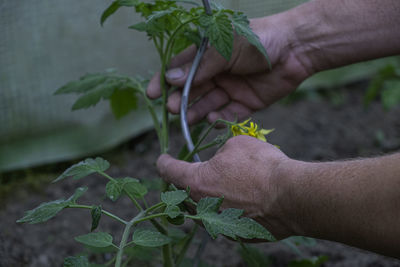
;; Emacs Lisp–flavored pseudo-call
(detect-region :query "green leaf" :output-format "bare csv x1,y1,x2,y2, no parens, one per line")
132,228,171,247
110,89,138,119
67,187,88,203
165,205,181,219
55,75,108,95
90,206,102,232
124,245,158,262
17,199,69,224
288,256,328,267
161,190,188,206
196,197,223,216
101,1,120,26
196,198,275,241
71,81,120,110
17,187,87,224
364,64,397,107
199,12,234,61
232,12,271,69
129,22,148,32
106,181,123,202
239,244,271,267
121,177,148,199
54,157,110,182
382,80,400,110
75,232,114,248
63,256,89,267
118,0,139,6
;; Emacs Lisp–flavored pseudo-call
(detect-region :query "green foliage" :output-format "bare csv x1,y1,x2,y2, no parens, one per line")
196,197,276,241
75,232,114,248
55,70,143,118
199,12,233,60
289,256,328,267
53,157,110,182
17,187,87,224
364,63,400,110
132,228,172,247
239,244,271,267
90,206,102,232
16,1,301,266
64,256,90,267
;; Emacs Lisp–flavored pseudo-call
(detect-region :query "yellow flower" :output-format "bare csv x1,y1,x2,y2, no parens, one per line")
231,118,274,142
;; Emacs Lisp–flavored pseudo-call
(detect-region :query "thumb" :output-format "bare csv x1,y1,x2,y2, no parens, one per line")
157,154,200,189
165,46,227,87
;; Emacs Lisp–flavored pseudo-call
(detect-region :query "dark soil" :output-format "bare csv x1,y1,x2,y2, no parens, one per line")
1,81,400,267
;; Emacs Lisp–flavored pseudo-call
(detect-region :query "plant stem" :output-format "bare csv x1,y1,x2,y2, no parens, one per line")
160,57,169,154
133,213,169,225
67,204,128,225
126,194,144,211
175,224,199,266
146,202,166,214
115,211,145,267
143,93,163,149
98,171,118,183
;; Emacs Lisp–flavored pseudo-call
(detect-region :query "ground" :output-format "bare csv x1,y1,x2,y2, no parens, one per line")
1,81,400,267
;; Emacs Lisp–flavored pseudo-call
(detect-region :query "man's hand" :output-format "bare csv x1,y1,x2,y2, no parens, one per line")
157,135,297,239
146,16,312,124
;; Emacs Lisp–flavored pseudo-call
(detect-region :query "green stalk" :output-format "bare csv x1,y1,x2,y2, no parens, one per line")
115,211,145,267
175,224,199,266
67,204,128,225
143,92,163,150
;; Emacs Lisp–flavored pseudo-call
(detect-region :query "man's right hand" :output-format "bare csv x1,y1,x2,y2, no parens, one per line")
146,15,313,124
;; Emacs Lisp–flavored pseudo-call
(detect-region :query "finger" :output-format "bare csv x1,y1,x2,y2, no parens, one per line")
215,74,265,110
207,101,253,125
167,81,216,114
157,154,200,189
146,72,161,99
187,88,229,124
169,45,197,69
165,47,227,87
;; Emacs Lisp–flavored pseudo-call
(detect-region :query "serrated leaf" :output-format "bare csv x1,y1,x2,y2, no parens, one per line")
75,232,113,248
121,177,148,199
17,187,86,224
165,205,181,219
161,190,188,206
17,199,69,224
90,206,102,232
55,75,108,95
132,229,171,247
71,81,120,110
196,197,223,216
110,89,138,119
106,181,123,201
101,1,120,26
232,12,271,69
54,157,110,182
196,199,275,241
199,13,234,61
63,256,89,267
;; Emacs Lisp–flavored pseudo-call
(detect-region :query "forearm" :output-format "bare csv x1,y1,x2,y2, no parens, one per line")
282,153,400,257
283,0,400,73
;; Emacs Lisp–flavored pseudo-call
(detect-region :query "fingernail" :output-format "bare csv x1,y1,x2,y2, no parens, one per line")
166,68,184,80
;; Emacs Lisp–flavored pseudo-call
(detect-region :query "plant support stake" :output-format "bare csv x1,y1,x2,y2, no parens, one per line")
180,0,212,162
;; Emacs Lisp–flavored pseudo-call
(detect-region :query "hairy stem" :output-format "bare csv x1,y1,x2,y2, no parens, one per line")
115,211,145,267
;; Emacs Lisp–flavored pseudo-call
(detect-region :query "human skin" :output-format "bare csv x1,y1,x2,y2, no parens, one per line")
147,0,400,258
